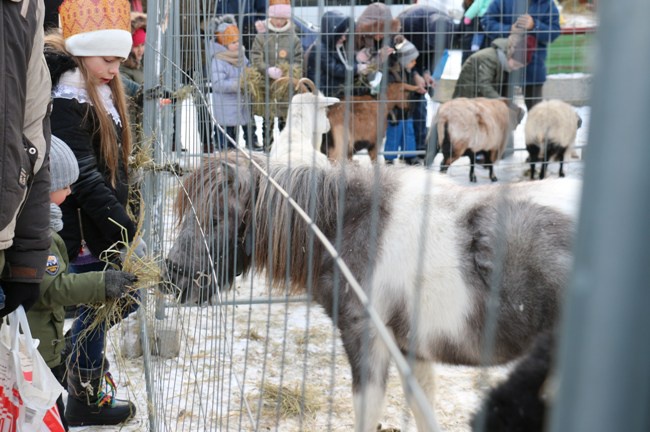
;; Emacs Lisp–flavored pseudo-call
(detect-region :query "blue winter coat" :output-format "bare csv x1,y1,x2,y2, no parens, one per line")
209,42,251,127
398,5,455,77
306,11,357,97
481,0,561,84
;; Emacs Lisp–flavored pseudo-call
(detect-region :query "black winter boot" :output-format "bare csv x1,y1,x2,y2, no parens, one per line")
64,359,136,426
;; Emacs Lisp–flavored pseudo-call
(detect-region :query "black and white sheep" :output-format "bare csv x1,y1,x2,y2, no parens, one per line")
430,97,525,182
525,99,582,180
471,329,556,432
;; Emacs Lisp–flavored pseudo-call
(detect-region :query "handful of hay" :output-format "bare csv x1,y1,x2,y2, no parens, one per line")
242,64,303,117
75,210,161,351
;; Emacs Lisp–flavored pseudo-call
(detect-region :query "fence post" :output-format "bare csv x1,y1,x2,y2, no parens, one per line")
551,1,650,431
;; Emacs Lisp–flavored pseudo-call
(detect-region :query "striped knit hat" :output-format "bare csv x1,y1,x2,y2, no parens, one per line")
50,136,79,192
396,39,419,68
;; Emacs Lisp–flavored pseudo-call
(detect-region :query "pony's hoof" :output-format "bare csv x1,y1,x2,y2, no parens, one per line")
470,175,477,183
491,176,498,182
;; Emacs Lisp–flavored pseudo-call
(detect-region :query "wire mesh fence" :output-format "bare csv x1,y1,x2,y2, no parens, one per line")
88,1,650,432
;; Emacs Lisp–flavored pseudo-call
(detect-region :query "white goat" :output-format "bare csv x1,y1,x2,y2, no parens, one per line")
270,78,339,168
430,97,525,182
525,99,582,180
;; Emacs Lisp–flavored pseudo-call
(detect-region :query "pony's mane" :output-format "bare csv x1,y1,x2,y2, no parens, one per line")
251,156,342,293
176,152,394,294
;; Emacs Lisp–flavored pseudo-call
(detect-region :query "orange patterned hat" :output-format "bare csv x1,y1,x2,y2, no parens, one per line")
59,0,132,58
216,24,239,47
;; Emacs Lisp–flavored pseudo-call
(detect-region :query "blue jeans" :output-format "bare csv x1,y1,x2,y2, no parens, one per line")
69,261,140,369
410,94,428,154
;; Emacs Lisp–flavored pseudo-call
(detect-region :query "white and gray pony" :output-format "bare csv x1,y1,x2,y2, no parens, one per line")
166,151,580,431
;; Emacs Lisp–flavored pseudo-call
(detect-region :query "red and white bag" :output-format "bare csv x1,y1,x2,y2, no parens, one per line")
0,306,65,432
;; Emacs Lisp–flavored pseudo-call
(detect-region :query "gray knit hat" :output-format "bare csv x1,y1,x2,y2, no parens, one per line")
50,135,79,192
396,39,419,68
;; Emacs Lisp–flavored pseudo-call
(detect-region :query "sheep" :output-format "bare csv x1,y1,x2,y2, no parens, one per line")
525,99,583,180
269,78,340,168
430,97,525,182
471,329,556,432
326,82,420,162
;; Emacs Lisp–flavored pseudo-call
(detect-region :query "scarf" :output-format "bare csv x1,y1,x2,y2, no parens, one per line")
216,48,246,67
50,203,63,232
267,19,292,33
55,68,122,126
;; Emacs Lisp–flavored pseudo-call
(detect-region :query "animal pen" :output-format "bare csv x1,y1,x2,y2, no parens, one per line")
105,1,650,431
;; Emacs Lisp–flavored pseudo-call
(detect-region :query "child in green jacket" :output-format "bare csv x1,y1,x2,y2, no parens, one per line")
26,136,137,430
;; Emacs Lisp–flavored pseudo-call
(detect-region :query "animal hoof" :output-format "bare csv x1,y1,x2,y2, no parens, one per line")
559,172,565,177
491,176,498,182
470,175,477,183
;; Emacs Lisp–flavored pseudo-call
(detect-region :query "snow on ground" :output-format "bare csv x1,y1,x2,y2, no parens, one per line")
67,97,589,432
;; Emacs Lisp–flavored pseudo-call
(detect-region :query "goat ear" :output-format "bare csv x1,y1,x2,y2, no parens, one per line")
322,96,340,106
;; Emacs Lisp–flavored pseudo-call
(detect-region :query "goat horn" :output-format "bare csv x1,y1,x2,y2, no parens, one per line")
296,77,318,94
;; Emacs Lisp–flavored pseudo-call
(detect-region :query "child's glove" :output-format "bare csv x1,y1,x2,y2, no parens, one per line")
267,67,283,80
471,44,480,52
356,48,370,63
104,270,138,299
356,63,369,75
464,17,472,25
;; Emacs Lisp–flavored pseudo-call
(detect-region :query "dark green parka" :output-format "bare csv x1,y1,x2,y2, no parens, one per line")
26,231,106,368
452,38,510,99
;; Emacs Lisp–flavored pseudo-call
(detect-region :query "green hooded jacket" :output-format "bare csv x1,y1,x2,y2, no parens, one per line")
452,38,510,99
26,231,106,368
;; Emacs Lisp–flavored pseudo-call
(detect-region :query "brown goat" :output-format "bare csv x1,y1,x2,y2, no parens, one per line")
326,82,420,162
432,97,525,182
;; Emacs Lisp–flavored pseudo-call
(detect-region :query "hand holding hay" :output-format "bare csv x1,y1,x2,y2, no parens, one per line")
104,270,138,299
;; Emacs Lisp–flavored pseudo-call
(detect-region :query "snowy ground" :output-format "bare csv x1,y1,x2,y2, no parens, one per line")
66,96,589,431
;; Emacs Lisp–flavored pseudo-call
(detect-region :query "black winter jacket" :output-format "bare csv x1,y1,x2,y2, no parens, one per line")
45,50,136,261
306,11,356,98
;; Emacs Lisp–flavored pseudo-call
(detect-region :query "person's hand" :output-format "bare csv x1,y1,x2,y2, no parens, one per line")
356,48,371,63
267,66,283,80
119,238,147,263
0,281,40,317
413,73,427,94
423,71,435,88
514,14,534,31
357,63,369,75
104,270,138,299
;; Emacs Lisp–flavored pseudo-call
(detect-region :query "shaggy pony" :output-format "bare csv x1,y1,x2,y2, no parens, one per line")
167,151,580,431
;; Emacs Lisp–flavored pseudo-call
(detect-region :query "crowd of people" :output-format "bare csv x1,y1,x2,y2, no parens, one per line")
0,0,560,428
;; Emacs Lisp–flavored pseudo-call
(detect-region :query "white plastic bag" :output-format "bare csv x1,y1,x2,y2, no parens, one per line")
0,306,65,431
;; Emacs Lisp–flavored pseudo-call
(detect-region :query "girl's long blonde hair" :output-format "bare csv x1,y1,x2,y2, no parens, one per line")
45,32,132,187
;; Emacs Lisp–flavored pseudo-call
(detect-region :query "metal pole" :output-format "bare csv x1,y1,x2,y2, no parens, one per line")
551,1,650,431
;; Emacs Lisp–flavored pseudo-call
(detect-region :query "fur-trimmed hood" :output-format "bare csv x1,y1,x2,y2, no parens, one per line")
131,12,146,32
44,47,78,87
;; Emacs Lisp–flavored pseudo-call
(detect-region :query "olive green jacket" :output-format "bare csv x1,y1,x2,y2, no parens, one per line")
452,38,510,99
26,231,106,368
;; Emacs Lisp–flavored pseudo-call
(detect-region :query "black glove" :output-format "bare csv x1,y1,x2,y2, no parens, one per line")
0,281,40,318
104,270,138,299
